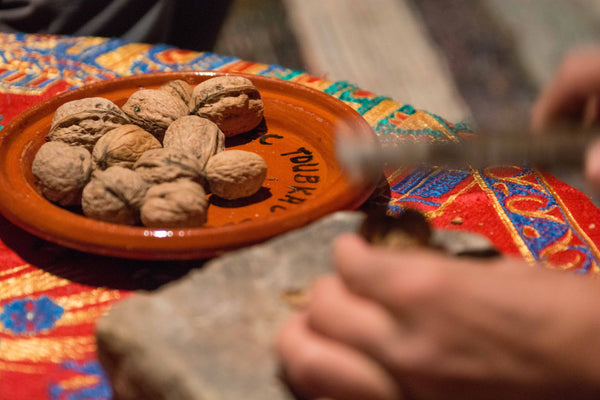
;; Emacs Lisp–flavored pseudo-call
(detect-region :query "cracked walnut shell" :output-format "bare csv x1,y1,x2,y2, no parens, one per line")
140,180,209,228
122,89,189,141
159,80,193,105
32,141,92,206
51,97,122,129
82,166,149,225
189,76,264,137
133,147,205,186
163,115,225,169
47,109,131,152
205,150,267,200
92,124,162,170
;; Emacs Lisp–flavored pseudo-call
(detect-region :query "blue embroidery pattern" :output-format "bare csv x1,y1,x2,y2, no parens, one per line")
391,168,471,208
1,296,64,334
0,35,239,92
49,361,112,400
479,166,599,273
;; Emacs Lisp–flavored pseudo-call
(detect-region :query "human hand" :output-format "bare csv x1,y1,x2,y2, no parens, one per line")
530,47,600,185
276,234,600,400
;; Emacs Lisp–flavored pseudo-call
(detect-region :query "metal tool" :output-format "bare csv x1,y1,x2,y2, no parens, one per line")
336,126,595,181
336,125,600,207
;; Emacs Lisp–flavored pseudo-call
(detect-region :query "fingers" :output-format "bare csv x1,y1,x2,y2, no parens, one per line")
276,312,402,400
332,234,458,310
531,47,600,132
306,275,405,365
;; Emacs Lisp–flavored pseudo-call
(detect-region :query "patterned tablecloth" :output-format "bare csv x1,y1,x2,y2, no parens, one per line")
1,32,600,400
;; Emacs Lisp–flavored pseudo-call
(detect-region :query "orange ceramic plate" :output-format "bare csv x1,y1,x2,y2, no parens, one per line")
0,71,377,259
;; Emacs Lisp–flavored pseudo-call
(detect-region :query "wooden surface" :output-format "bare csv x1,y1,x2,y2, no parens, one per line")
214,0,600,130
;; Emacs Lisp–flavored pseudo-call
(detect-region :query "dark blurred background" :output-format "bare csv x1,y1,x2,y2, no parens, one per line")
4,0,599,130
214,0,600,131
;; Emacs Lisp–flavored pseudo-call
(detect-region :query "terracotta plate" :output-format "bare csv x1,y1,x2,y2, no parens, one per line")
0,71,377,259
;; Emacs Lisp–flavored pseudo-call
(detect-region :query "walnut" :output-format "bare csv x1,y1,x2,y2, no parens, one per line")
81,166,149,225
205,150,267,199
189,76,264,137
31,141,92,206
92,124,162,170
122,89,189,141
163,115,225,168
140,180,209,228
133,147,205,186
47,109,131,152
159,80,193,105
51,97,122,129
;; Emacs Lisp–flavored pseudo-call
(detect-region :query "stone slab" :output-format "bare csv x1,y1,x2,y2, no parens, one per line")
96,211,364,400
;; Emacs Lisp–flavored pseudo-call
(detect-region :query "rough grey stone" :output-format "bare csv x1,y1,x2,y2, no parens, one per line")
96,211,365,400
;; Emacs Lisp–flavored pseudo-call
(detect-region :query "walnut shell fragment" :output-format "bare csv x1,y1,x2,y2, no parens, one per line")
51,97,122,129
92,124,162,170
133,148,205,186
82,166,149,225
360,208,500,258
360,208,431,249
159,80,193,105
47,109,131,152
189,76,264,137
205,150,267,200
163,115,225,168
140,180,209,228
122,89,189,141
32,142,92,206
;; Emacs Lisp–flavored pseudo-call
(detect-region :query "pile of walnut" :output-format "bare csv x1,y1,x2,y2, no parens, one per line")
31,76,267,228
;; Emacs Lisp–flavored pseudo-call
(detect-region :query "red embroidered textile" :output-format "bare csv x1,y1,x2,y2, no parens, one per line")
1,33,599,400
